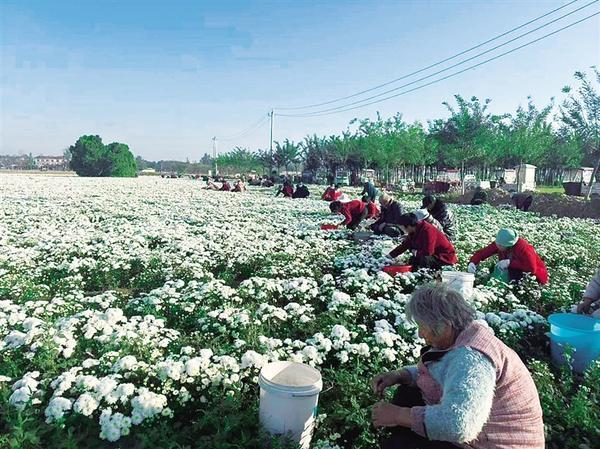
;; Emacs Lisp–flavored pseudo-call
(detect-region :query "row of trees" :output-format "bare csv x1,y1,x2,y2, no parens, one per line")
213,68,599,191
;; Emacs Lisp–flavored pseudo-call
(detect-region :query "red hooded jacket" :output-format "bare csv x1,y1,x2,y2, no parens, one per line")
389,221,457,265
339,200,366,225
470,238,548,284
322,188,342,202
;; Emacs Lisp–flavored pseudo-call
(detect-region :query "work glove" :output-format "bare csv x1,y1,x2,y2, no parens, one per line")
496,259,510,270
467,262,477,274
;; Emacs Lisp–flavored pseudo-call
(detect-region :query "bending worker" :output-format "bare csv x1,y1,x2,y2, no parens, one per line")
330,199,368,230
468,228,548,284
370,193,404,237
421,195,455,241
322,183,343,202
388,213,457,271
361,180,379,202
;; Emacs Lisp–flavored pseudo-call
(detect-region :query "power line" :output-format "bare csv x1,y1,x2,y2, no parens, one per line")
217,113,270,142
276,11,599,118
276,1,598,117
274,0,582,111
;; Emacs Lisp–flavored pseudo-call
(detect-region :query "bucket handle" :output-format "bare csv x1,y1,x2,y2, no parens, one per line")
291,383,333,398
291,391,320,398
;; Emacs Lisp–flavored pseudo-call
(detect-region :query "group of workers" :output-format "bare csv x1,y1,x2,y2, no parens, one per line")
275,180,311,198
321,183,596,449
324,182,549,285
205,177,247,192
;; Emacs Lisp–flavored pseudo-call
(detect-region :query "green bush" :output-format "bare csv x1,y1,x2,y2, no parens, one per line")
68,135,137,177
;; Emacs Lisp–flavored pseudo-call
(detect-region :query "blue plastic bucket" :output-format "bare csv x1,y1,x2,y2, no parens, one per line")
547,313,600,373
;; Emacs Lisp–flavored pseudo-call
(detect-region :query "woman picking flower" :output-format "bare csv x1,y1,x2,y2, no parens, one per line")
372,284,544,449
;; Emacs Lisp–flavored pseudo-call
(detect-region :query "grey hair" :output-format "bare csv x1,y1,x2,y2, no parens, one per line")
406,284,475,335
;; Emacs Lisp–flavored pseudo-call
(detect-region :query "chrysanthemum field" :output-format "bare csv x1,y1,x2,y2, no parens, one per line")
1,176,599,449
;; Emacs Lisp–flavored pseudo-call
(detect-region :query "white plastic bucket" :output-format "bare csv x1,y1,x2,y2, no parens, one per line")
441,271,475,299
258,361,323,449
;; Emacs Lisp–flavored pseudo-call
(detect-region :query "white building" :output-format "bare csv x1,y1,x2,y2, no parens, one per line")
34,156,67,170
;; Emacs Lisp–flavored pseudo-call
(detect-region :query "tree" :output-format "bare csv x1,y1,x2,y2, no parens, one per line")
560,68,600,199
68,135,137,177
273,139,300,174
300,135,323,175
25,152,36,170
106,143,137,177
62,148,72,163
200,153,213,165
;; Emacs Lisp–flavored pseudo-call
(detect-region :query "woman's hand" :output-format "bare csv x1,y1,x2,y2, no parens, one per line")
496,259,510,270
372,401,411,427
371,370,409,395
577,297,594,314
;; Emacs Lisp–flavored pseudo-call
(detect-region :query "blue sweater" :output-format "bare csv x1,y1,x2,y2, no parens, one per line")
406,346,497,443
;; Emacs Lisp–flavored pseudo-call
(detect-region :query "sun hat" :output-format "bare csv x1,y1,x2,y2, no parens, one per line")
496,228,519,247
413,208,430,221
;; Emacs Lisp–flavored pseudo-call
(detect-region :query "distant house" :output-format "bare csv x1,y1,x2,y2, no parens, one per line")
34,155,68,170
0,155,28,169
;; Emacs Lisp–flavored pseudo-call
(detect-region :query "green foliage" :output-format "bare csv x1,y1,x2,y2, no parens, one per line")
529,359,600,449
68,135,137,177
216,147,262,174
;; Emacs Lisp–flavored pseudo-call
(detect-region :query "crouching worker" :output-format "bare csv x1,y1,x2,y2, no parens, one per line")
468,228,548,284
471,186,487,205
330,199,368,230
574,269,600,318
388,213,457,271
372,284,544,449
220,180,232,191
292,182,310,198
322,183,343,201
275,180,294,198
232,179,246,192
370,193,403,237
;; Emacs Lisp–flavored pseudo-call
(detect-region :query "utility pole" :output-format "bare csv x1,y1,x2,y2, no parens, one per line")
212,136,218,177
269,109,274,153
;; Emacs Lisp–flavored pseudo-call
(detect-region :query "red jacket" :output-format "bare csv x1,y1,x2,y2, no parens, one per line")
322,188,342,201
339,200,366,225
283,184,293,197
365,201,379,219
390,221,457,265
220,181,231,191
470,238,548,284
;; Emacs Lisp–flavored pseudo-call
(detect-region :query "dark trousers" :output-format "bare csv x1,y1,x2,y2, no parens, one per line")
381,385,458,449
371,223,403,237
409,255,447,271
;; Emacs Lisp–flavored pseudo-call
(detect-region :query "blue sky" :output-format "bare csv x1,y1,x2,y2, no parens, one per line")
1,0,598,161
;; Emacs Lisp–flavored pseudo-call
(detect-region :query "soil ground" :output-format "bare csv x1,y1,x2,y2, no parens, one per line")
444,188,600,220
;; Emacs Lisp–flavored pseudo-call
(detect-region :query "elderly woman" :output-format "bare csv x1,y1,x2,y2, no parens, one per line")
370,193,404,237
371,285,544,449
